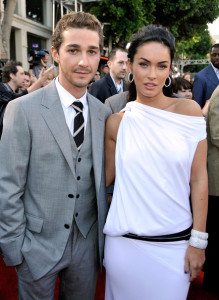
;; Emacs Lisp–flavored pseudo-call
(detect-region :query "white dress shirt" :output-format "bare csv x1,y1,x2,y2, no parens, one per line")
111,75,123,94
55,77,88,136
211,62,219,81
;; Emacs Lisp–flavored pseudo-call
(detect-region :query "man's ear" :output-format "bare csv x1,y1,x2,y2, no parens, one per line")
51,46,59,64
107,60,111,69
9,73,15,81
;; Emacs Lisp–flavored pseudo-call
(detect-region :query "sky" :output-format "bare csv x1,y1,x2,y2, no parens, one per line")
208,16,219,36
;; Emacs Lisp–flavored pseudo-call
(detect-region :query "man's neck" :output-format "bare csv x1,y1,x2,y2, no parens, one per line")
7,81,16,92
110,72,121,85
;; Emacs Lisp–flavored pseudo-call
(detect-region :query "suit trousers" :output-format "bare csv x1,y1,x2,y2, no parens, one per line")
16,221,99,300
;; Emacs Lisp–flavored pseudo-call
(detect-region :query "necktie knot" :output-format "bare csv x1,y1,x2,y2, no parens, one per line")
72,101,83,113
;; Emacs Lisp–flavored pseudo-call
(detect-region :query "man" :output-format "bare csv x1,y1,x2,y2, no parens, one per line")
0,60,53,137
30,49,58,79
193,44,219,108
203,85,219,295
100,63,109,77
89,48,128,103
105,91,128,113
0,11,110,300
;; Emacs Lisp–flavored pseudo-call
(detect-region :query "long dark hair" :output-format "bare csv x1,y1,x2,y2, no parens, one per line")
127,25,176,102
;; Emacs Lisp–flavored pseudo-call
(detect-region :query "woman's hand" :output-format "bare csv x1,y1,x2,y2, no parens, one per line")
184,246,205,281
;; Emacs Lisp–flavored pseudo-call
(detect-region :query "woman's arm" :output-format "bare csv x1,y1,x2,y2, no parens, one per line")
105,113,123,188
185,138,208,281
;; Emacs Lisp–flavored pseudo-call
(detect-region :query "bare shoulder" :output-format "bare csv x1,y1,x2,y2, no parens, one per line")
174,98,203,117
106,112,124,141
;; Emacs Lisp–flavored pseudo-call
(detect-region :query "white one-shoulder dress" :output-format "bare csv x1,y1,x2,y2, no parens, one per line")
103,101,206,300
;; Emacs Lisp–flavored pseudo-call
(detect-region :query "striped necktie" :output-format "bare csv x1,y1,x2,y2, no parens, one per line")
72,101,84,151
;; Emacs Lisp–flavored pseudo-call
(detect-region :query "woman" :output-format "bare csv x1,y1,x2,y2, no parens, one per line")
103,25,208,300
172,77,193,99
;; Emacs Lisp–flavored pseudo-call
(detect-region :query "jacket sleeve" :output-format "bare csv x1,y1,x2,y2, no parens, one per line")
0,100,30,266
208,87,219,148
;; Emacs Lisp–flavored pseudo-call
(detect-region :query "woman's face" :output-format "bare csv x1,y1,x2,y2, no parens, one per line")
129,41,171,101
177,87,193,99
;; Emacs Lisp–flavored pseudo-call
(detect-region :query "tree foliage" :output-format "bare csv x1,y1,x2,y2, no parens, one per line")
84,0,219,46
176,29,213,73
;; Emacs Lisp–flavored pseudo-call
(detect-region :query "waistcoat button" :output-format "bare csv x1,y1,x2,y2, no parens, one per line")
64,224,70,229
68,194,74,198
77,176,80,180
78,158,81,162
75,213,78,217
76,194,80,198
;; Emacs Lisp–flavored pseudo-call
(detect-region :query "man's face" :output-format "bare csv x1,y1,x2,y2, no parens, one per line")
12,66,25,89
52,28,100,95
108,50,128,83
42,52,50,64
210,47,219,69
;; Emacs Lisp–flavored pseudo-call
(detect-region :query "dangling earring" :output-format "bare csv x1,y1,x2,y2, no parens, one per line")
128,72,134,83
164,76,171,87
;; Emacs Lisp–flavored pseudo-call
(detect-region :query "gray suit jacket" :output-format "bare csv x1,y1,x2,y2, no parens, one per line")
206,86,219,196
105,91,128,113
0,81,111,280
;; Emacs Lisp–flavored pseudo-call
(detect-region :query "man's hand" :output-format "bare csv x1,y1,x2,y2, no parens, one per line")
184,246,205,281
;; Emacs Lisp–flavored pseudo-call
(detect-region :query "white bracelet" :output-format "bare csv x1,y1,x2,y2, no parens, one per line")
189,236,208,250
191,229,208,240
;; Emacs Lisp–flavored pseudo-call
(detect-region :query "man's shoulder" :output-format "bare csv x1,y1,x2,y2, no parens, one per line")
195,65,212,78
106,91,128,104
88,93,111,114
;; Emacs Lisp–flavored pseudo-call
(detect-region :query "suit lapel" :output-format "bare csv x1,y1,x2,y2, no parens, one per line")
88,95,105,196
40,81,76,179
206,65,219,86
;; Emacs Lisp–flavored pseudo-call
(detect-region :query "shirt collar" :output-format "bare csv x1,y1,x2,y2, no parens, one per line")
211,62,219,76
55,77,88,108
110,75,123,91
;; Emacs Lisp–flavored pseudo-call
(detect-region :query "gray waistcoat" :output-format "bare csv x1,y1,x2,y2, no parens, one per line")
69,111,97,238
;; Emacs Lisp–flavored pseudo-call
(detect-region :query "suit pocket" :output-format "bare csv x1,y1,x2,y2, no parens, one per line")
25,213,44,233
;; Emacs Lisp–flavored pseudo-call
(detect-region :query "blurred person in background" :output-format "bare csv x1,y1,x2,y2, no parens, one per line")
182,72,193,83
100,63,109,77
172,77,193,99
29,49,58,79
89,48,128,103
193,44,219,108
0,60,53,138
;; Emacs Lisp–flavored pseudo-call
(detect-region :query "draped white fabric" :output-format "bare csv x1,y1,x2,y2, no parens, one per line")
104,101,207,237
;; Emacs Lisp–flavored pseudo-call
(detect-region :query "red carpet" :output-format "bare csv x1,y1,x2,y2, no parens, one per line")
0,256,218,299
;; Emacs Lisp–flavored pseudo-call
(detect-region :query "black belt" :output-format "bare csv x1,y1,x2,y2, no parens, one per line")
123,226,192,242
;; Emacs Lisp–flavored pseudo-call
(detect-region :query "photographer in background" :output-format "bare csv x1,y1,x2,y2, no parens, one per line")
29,49,57,79
0,60,54,138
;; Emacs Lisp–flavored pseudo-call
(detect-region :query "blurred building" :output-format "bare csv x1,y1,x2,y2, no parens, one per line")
0,0,99,70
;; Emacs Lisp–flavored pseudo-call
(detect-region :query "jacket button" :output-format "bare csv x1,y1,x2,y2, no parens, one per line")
64,224,70,229
75,213,78,217
77,176,80,180
68,194,74,198
78,158,81,162
76,194,80,199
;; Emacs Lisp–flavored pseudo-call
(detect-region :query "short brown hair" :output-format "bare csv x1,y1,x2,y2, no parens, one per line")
2,60,23,83
52,11,103,53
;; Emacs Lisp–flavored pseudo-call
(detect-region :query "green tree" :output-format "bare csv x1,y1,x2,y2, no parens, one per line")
176,30,213,73
84,0,219,46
